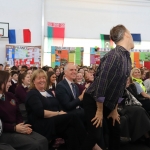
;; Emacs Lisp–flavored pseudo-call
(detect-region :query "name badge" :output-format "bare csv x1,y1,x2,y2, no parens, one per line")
10,99,16,106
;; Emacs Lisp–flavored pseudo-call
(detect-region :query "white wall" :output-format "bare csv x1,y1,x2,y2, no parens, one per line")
1,0,150,66
0,0,42,64
44,0,150,40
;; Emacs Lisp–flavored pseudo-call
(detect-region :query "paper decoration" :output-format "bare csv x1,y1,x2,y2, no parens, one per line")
51,46,84,67
6,45,41,67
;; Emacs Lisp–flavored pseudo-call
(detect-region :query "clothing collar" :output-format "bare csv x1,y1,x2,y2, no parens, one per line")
132,77,143,83
116,45,130,54
22,83,28,88
12,79,17,84
49,85,52,89
65,77,74,85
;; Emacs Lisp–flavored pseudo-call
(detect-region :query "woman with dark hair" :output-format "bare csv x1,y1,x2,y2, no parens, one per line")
144,71,150,95
0,71,48,150
54,68,61,83
47,71,56,95
15,72,30,121
15,72,30,104
8,71,18,94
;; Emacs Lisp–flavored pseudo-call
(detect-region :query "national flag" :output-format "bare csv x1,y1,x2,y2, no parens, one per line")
131,34,141,43
100,34,114,49
23,29,31,43
47,22,65,46
8,29,16,44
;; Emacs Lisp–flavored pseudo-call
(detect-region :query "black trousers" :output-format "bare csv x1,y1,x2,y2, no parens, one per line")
52,113,87,150
0,143,15,150
82,93,120,150
0,131,48,150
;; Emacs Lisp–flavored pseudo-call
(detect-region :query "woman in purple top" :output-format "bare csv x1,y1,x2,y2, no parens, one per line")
15,72,30,104
15,72,30,121
0,70,48,150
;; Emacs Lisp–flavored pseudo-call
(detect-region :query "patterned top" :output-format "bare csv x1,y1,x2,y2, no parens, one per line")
86,45,131,110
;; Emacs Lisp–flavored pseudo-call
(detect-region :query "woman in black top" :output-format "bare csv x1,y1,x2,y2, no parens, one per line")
25,69,88,150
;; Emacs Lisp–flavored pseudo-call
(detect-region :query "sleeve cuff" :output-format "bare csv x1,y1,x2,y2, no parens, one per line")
96,97,105,103
118,98,124,104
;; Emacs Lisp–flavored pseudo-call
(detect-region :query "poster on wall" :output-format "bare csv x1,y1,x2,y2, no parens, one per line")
90,47,110,65
51,46,84,68
6,45,41,67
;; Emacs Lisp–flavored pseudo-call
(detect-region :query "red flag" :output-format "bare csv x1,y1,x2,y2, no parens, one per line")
47,22,65,46
23,29,31,43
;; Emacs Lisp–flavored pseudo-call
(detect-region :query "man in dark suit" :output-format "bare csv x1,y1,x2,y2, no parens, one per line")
55,63,85,120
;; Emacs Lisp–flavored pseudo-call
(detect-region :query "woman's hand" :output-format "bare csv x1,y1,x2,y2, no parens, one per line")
59,111,67,115
15,123,32,134
107,109,120,126
91,110,103,128
85,83,90,89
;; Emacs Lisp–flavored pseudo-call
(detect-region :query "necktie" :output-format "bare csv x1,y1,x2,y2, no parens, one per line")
71,83,76,99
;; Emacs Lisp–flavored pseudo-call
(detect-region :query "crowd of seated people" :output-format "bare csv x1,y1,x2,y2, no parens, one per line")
1,63,150,149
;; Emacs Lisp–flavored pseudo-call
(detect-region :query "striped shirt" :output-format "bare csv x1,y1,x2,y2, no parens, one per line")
86,45,131,110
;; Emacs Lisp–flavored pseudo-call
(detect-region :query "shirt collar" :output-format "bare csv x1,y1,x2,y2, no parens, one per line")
116,45,130,56
65,77,74,85
22,83,28,88
12,79,17,84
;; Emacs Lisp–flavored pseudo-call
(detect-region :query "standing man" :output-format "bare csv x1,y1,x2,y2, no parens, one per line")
83,25,134,150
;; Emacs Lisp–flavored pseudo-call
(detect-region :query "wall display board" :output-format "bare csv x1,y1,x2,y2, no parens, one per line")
51,46,84,68
6,45,41,67
90,48,150,68
90,48,110,65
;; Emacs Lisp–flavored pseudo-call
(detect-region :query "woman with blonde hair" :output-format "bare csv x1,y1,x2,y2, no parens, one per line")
130,68,150,111
25,69,89,150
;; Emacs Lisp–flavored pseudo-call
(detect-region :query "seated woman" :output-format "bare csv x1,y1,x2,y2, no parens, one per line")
130,68,150,111
47,71,56,95
15,72,30,121
144,71,150,95
25,69,101,150
119,77,150,147
75,72,85,95
0,70,48,150
8,71,18,94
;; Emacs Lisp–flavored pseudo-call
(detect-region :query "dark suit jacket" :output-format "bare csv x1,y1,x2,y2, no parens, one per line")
55,79,82,112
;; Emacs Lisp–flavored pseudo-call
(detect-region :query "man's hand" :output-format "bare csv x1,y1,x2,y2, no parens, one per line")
107,109,120,126
91,110,103,128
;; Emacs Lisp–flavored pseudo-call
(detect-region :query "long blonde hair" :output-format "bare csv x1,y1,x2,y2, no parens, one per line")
30,69,47,90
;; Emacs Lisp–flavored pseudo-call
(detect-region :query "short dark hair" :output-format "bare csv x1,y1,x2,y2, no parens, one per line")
0,64,3,66
10,71,18,77
110,24,127,44
0,71,10,93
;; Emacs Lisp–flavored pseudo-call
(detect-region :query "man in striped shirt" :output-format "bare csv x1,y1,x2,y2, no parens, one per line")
83,25,134,150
